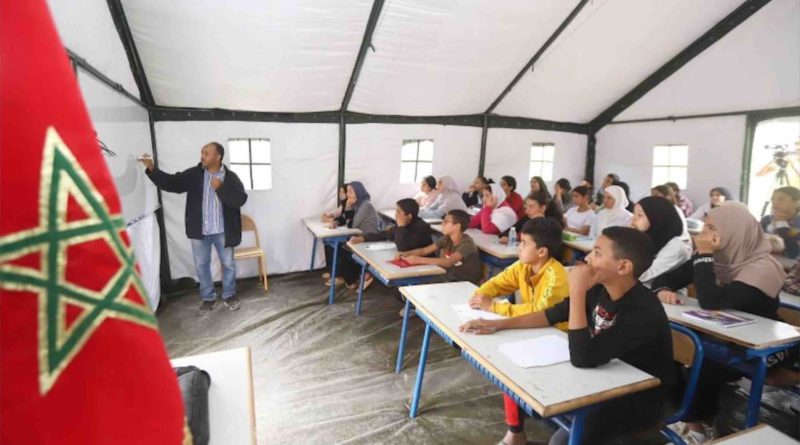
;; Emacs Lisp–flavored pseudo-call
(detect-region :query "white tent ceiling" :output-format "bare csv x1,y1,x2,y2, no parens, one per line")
49,0,797,123
494,0,743,122
46,0,140,97
616,0,800,121
347,0,580,115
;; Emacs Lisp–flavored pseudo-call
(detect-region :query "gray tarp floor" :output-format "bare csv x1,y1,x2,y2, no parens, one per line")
157,273,800,445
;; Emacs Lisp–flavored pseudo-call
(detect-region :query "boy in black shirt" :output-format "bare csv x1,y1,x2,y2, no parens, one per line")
460,226,674,445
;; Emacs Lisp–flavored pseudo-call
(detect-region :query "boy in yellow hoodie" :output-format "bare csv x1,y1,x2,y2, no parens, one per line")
468,217,569,318
467,217,569,444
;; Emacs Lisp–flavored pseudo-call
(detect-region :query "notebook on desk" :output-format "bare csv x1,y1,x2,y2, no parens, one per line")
682,309,755,328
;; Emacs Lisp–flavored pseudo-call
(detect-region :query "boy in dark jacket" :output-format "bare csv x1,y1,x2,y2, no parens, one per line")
142,142,248,313
460,226,674,445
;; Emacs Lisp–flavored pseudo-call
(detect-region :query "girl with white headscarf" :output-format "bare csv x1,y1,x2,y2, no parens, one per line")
589,185,632,238
419,176,467,219
468,184,518,235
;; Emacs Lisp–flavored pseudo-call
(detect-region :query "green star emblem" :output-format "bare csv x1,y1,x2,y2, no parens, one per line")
0,127,157,394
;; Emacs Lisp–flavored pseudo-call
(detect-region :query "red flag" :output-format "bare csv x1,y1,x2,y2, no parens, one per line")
1,1,189,444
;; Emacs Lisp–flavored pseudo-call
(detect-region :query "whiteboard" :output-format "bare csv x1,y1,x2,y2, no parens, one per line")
77,69,159,225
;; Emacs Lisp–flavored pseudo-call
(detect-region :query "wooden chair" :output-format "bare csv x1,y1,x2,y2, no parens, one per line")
234,215,268,292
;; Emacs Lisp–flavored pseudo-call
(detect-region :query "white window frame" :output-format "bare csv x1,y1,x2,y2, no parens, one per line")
400,139,434,184
529,143,555,181
228,138,272,191
651,144,689,189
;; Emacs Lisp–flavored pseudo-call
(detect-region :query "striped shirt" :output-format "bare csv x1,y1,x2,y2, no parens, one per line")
202,166,226,235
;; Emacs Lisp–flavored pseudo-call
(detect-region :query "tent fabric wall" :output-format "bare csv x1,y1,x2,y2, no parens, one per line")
348,0,580,116
594,116,747,208
123,0,372,111
483,129,587,199
616,0,800,121
344,124,482,211
126,214,161,309
75,68,161,309
494,0,742,122
154,121,339,281
46,0,140,98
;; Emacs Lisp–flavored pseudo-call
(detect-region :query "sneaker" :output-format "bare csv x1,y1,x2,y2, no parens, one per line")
223,296,240,311
198,300,216,314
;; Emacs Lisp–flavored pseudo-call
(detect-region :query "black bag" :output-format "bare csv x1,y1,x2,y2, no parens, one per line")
174,366,211,445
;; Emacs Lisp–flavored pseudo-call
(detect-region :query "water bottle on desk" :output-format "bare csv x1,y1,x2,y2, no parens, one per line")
509,227,517,247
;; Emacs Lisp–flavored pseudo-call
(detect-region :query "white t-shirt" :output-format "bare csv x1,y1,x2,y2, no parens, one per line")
565,207,597,231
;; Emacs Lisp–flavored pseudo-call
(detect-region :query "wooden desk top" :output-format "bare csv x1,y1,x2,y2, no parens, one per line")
303,216,361,239
663,298,800,350
563,235,595,253
347,241,445,281
780,291,800,310
710,424,799,444
379,208,443,225
401,282,660,417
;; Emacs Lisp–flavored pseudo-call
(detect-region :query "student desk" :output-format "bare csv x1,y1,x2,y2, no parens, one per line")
562,235,594,264
302,217,361,304
399,282,661,445
430,225,518,276
170,347,256,445
378,208,443,225
709,424,799,444
662,298,800,428
346,241,445,316
779,291,800,311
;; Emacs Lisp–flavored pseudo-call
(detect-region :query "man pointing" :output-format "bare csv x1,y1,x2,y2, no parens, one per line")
141,142,248,313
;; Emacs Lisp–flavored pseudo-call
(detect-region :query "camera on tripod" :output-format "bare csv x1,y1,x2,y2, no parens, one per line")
766,144,795,168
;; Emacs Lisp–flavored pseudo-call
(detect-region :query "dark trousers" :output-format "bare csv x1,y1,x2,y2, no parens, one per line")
324,244,361,285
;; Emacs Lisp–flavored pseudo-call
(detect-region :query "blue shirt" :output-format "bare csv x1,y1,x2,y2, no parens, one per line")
202,166,226,235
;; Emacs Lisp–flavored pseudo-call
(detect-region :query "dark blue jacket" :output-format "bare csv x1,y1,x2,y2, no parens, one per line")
146,163,248,247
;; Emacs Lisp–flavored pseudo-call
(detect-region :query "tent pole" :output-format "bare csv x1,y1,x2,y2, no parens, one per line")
589,0,772,133
148,112,173,295
585,132,596,185
478,114,488,177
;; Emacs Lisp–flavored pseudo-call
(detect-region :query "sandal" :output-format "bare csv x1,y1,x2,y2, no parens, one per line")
321,272,331,280
325,277,344,287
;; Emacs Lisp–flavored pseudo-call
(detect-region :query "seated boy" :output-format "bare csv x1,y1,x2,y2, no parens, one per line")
398,209,482,285
468,217,569,318
351,198,433,251
460,226,674,445
350,198,433,290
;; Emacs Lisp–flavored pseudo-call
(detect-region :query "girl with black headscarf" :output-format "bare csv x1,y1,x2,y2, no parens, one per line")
631,196,692,289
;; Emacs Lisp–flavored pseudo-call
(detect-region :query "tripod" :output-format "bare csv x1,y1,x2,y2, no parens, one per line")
761,153,800,217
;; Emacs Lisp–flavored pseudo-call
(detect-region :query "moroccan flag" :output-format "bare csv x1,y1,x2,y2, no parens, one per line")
1,1,189,444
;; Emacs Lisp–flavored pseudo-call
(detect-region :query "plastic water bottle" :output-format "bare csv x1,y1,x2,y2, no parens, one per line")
509,227,517,247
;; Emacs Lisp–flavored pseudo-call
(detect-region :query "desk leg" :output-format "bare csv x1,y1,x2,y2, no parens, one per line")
328,241,340,305
409,323,432,418
567,409,587,445
744,357,768,428
396,299,412,373
310,237,318,270
355,262,367,315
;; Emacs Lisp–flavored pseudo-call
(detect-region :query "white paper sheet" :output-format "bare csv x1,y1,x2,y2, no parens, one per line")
452,304,506,324
498,335,570,368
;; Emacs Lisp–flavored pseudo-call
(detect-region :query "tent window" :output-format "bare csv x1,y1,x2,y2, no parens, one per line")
228,138,271,191
400,139,433,184
652,145,688,189
745,116,800,216
529,143,555,181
